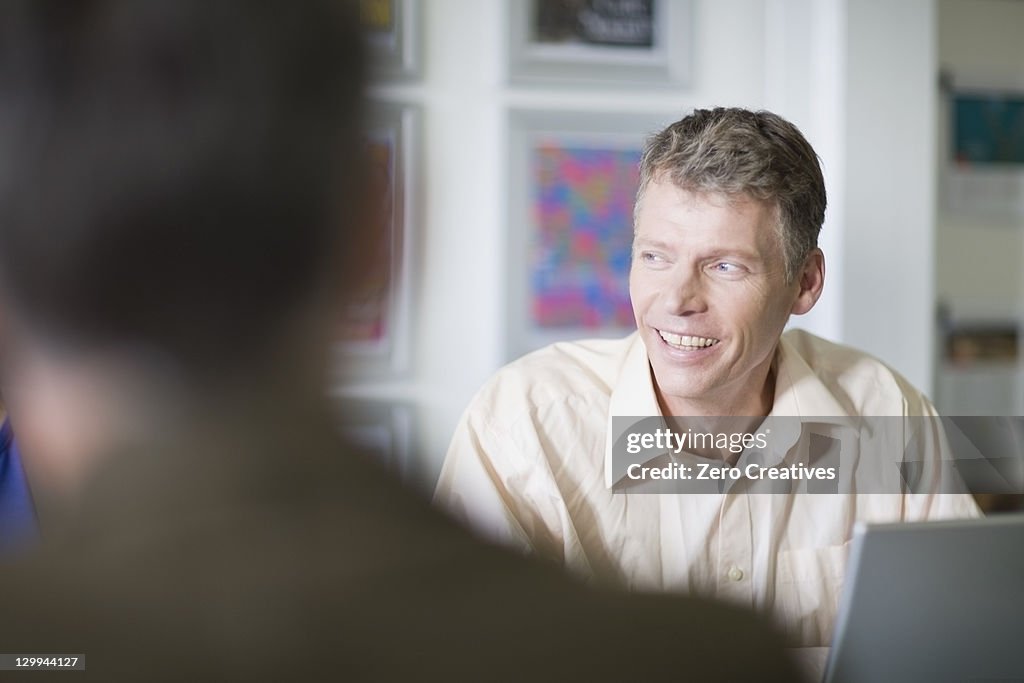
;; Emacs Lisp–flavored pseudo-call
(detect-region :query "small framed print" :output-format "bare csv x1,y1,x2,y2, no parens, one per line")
338,103,418,379
941,73,1024,217
951,91,1024,167
362,0,420,80
506,109,674,360
508,0,691,87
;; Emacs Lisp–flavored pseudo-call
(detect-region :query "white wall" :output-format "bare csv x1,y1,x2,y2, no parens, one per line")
764,0,847,344
935,0,1024,320
840,0,938,392
357,0,943,489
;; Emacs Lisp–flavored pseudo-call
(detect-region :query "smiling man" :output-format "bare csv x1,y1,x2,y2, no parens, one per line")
435,108,978,647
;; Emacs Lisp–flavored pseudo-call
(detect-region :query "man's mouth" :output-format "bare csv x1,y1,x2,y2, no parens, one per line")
657,329,720,351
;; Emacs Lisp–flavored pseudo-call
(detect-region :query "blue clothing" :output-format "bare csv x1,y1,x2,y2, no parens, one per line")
0,419,36,553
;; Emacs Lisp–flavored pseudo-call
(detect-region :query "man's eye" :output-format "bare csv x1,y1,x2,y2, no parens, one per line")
639,251,663,263
712,262,741,273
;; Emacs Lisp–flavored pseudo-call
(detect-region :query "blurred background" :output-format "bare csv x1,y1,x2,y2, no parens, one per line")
339,0,1024,495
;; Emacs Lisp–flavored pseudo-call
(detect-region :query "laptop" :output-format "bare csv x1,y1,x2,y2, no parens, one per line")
823,514,1024,683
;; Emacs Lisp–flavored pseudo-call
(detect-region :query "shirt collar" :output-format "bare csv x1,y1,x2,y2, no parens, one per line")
608,332,660,419
770,332,859,427
605,333,663,487
605,330,859,487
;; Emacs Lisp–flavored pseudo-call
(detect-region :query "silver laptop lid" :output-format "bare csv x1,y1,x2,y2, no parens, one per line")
824,514,1024,683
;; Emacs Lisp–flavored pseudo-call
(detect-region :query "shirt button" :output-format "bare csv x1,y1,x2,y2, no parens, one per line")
727,566,744,582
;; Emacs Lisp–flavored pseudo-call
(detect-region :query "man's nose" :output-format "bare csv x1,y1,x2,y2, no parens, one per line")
662,267,708,316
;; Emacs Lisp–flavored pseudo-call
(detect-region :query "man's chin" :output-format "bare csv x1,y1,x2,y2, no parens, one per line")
650,370,714,408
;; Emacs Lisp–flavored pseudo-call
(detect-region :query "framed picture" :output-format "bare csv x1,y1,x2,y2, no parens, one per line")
362,0,420,80
335,398,416,483
338,103,418,379
507,0,691,86
945,324,1018,365
951,91,1024,167
940,73,1024,217
506,109,674,360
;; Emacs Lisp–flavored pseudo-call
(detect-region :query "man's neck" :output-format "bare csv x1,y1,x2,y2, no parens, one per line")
656,365,777,419
654,361,777,462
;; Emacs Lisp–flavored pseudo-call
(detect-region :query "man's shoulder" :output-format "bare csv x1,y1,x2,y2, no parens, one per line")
782,328,890,371
780,329,932,414
470,334,637,412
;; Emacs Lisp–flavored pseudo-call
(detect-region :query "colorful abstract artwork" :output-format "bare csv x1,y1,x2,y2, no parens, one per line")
341,135,395,345
530,143,640,330
337,104,415,378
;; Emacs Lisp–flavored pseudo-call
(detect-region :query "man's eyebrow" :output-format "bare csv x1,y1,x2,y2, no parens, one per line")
632,237,765,263
705,247,763,262
632,236,672,249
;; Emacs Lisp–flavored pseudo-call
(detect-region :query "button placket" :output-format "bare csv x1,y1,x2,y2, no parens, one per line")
716,493,754,605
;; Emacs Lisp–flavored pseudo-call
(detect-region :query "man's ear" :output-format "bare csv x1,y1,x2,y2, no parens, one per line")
791,248,825,315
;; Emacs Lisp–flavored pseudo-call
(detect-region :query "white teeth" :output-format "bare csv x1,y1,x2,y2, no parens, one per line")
658,330,719,349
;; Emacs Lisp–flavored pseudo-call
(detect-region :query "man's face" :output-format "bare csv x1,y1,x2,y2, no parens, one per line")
629,180,817,415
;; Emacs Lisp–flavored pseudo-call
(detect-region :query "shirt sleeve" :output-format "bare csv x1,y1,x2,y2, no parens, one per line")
899,387,982,521
433,405,571,561
433,411,532,551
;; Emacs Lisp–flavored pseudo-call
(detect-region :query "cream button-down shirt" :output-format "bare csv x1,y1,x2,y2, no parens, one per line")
435,329,979,647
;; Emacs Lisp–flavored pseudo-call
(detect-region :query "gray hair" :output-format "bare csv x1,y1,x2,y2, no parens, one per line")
635,107,826,282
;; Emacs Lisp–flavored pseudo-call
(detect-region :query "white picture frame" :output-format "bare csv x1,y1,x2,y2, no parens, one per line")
364,0,421,81
505,108,676,361
337,103,418,379
507,0,691,87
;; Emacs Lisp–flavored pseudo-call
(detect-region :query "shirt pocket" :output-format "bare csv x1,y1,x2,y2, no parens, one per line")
774,542,851,647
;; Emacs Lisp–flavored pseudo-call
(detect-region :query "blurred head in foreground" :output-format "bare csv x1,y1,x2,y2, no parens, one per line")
0,5,804,681
0,0,370,494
